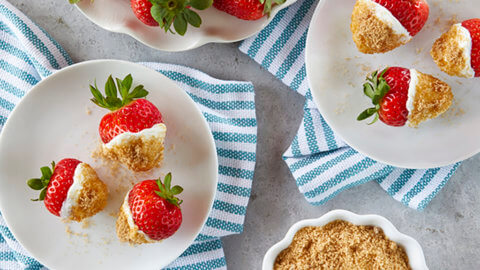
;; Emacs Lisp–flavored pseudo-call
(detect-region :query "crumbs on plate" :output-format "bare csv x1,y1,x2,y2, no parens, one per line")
274,220,411,270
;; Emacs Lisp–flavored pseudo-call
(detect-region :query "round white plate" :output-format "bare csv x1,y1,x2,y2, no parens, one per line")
306,0,480,169
0,60,218,269
75,0,297,52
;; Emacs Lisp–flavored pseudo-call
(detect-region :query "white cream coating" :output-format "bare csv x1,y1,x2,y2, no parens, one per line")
360,0,412,43
59,163,88,219
453,24,475,78
406,69,419,113
103,123,167,149
121,192,156,242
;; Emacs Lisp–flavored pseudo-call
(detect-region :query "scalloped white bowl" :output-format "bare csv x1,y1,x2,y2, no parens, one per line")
75,0,297,52
263,210,429,270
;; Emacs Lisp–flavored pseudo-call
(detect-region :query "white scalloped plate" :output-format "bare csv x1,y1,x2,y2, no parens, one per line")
306,0,480,169
263,210,428,270
0,60,218,269
75,0,297,51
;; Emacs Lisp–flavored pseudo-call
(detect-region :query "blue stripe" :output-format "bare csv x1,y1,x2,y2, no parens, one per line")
0,39,49,76
0,4,60,69
219,165,254,180
386,169,416,196
38,26,73,66
0,60,38,85
296,148,357,186
289,135,301,157
194,234,217,241
417,163,460,210
165,257,226,270
205,217,243,233
245,7,289,58
203,112,256,127
212,131,256,143
0,225,14,241
179,239,222,257
289,149,336,173
311,166,393,205
401,168,441,206
0,97,15,111
304,158,377,198
217,183,251,197
213,200,247,216
0,235,5,243
159,70,253,94
289,64,306,92
275,30,307,80
188,92,255,110
0,78,25,98
0,115,6,127
0,21,13,35
318,113,338,150
0,251,16,261
261,0,316,69
217,148,256,162
302,108,319,153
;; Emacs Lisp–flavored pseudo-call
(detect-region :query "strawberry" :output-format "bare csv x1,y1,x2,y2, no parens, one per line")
128,173,183,240
373,0,429,36
213,0,285,20
357,67,410,127
129,0,213,35
461,18,480,77
89,74,163,144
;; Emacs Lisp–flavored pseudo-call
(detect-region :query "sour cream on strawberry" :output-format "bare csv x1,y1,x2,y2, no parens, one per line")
103,123,167,149
121,192,156,242
406,69,419,114
59,163,89,219
453,23,475,78
360,0,412,43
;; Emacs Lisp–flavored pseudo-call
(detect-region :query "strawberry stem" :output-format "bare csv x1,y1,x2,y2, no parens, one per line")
90,74,149,111
357,68,390,124
154,173,184,207
27,162,56,201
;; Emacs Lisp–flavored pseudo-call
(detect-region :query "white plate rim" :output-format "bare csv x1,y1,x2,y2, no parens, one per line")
75,0,298,52
0,59,219,269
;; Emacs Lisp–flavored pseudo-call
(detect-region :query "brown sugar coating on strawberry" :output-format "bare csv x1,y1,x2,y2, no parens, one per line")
27,159,108,222
351,0,429,54
431,19,479,78
116,174,183,244
91,74,167,172
357,67,453,127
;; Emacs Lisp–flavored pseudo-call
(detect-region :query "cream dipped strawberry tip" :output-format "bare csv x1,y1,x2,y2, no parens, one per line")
357,68,390,125
27,161,56,201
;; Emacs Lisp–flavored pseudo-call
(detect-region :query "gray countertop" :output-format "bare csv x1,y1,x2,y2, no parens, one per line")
10,0,480,269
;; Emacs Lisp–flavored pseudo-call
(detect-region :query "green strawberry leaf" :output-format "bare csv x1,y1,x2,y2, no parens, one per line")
69,0,81,3
171,186,183,195
184,9,202,27
173,13,188,36
164,173,172,190
189,0,212,10
27,178,44,190
357,107,377,121
105,76,117,98
40,166,53,180
363,83,375,98
122,74,133,91
39,188,47,201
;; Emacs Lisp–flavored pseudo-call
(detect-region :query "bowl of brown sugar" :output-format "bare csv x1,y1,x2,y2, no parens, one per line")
263,210,428,270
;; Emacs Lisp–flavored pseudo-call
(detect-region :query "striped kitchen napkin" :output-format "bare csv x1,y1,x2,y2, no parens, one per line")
0,1,256,269
239,0,459,210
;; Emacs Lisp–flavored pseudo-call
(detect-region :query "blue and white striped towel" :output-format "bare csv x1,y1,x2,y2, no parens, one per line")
239,0,459,210
0,1,256,269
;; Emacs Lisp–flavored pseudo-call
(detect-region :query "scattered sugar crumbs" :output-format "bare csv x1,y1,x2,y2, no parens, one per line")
81,218,92,229
441,98,465,123
274,220,411,270
65,224,90,243
85,106,92,115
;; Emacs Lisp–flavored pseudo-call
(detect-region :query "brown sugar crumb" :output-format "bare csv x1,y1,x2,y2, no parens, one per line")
431,24,472,78
408,72,453,127
351,0,409,54
116,201,154,245
274,220,411,270
100,124,166,172
81,218,92,229
69,164,109,222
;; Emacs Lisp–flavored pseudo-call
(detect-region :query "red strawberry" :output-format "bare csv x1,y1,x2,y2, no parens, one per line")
27,159,82,216
461,18,480,77
128,173,183,240
373,0,429,36
89,74,163,144
357,67,410,127
213,0,285,20
129,0,213,35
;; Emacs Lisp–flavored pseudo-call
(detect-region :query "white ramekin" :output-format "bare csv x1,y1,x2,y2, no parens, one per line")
262,210,429,270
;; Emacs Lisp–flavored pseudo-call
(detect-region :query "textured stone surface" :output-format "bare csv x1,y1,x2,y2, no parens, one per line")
9,0,480,269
